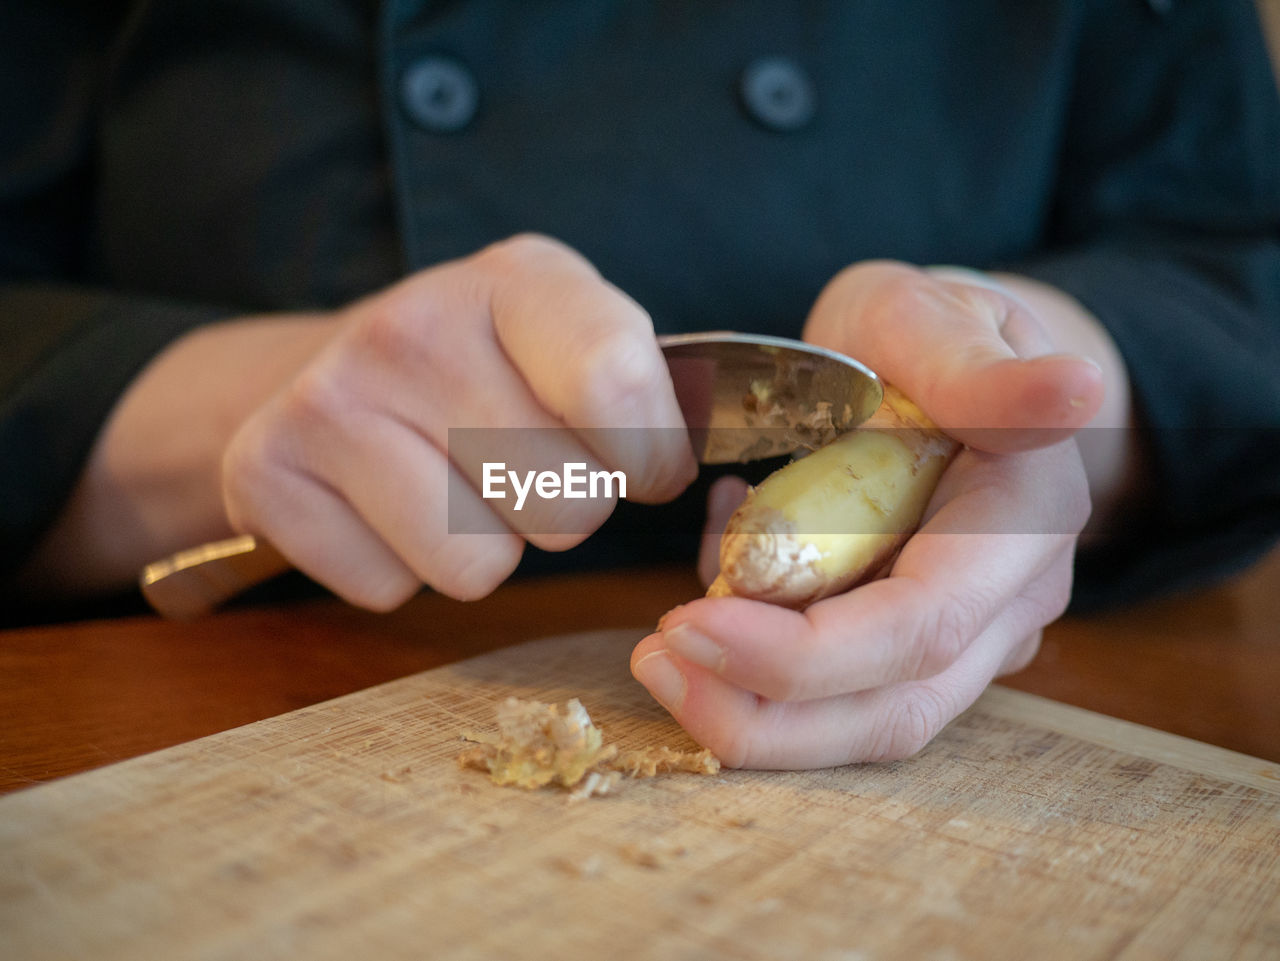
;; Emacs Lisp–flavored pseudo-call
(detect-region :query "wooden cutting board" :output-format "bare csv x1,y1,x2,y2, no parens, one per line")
2,628,1278,961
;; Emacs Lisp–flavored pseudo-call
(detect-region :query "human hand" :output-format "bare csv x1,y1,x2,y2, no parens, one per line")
631,261,1104,768
223,234,697,610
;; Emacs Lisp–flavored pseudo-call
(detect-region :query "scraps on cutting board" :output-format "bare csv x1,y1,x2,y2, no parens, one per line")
458,697,719,801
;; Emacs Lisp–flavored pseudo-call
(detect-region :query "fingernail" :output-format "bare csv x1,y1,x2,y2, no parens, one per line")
663,622,726,674
633,650,687,711
656,604,685,632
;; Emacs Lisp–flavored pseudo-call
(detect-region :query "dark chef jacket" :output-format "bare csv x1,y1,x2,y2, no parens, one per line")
2,0,1279,613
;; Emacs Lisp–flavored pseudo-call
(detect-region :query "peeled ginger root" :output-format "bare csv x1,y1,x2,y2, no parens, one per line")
709,385,958,609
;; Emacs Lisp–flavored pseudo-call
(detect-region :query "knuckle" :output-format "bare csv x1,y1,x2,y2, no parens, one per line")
341,569,420,613
221,419,296,531
1000,631,1043,676
912,631,965,683
908,593,982,680
812,261,911,336
677,695,780,772
524,497,614,552
1033,560,1075,624
275,363,354,440
701,716,757,771
708,733,750,771
755,636,825,703
1066,472,1093,533
573,332,658,417
1044,575,1072,623
429,537,523,601
571,335,684,497
1032,445,1093,536
871,686,951,761
823,258,906,302
352,297,437,368
220,429,265,507
760,671,806,705
476,232,584,275
862,266,934,323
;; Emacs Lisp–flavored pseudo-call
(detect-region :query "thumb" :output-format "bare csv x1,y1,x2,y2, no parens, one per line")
804,261,1104,453
698,475,749,588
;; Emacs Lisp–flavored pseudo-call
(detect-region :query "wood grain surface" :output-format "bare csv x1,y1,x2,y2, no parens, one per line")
2,629,1278,961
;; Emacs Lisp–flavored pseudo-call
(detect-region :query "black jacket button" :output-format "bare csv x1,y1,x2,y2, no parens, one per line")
401,56,479,133
739,56,816,132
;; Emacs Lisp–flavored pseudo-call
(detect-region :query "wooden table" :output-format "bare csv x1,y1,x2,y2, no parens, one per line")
2,547,1279,796
3,552,1280,960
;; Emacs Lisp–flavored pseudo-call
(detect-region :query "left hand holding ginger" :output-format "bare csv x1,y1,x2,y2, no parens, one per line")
632,261,1108,769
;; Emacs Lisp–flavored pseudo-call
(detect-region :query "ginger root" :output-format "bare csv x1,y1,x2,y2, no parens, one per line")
710,385,958,609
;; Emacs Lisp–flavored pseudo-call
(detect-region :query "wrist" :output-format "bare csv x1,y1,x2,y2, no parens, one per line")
17,311,338,598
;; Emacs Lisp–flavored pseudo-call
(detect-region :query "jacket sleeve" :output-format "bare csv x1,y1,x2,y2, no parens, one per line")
0,3,228,579
1012,0,1280,610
